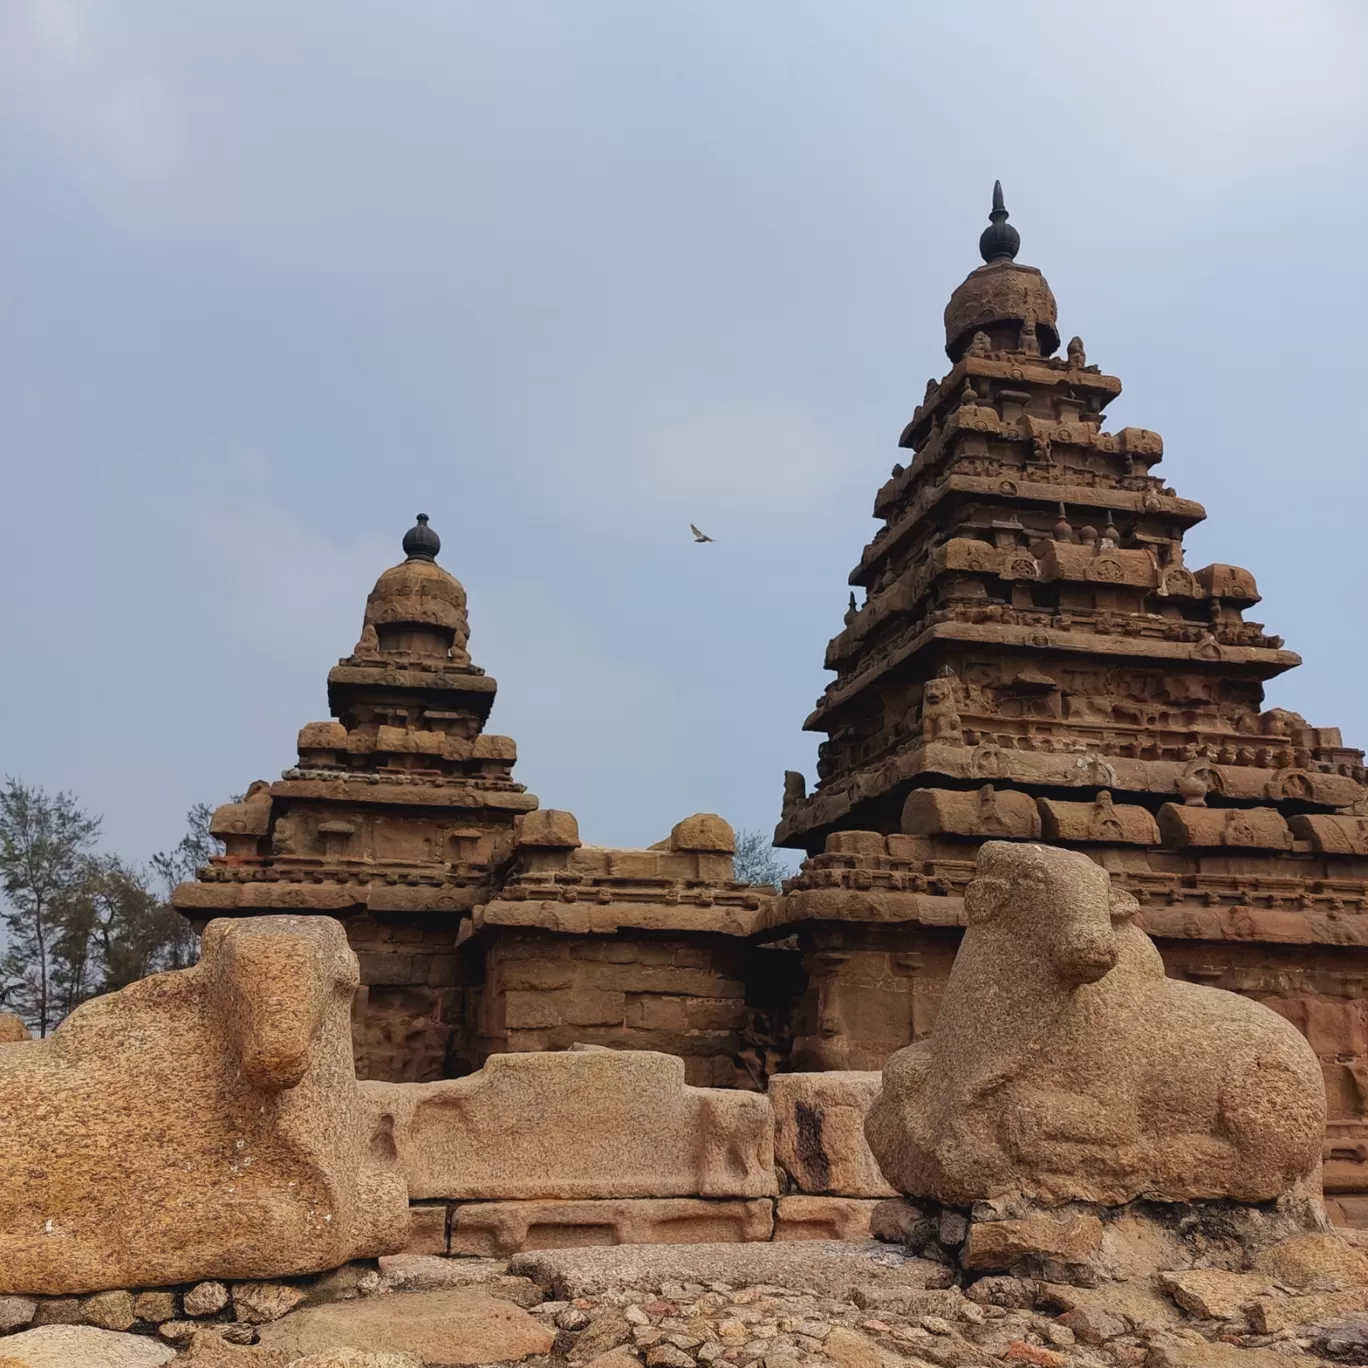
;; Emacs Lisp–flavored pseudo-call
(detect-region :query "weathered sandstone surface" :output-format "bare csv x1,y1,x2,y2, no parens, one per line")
361,1047,776,1200
0,916,408,1295
866,841,1325,1206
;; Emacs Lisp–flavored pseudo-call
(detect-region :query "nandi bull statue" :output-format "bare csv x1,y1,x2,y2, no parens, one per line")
866,841,1325,1207
0,916,408,1294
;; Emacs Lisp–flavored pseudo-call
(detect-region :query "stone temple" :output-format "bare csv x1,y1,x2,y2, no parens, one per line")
175,185,1368,1225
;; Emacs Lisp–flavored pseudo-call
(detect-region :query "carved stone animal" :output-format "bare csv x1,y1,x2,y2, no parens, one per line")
865,841,1324,1206
920,678,963,744
0,916,408,1294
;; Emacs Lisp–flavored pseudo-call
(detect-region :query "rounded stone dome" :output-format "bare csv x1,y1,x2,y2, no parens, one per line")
363,556,467,634
944,259,1060,361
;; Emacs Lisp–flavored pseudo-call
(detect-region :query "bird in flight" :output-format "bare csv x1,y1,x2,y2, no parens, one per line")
690,524,715,543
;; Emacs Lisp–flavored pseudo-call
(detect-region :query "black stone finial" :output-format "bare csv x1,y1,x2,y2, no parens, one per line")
402,513,441,562
978,180,1021,264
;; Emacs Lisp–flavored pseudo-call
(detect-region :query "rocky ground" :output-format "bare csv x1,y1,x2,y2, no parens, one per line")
5,1237,1368,1367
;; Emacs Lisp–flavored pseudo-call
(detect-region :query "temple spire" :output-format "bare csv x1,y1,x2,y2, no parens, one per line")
978,180,1020,264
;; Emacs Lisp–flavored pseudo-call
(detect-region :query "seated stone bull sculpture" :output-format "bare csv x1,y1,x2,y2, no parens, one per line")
0,916,408,1295
866,841,1325,1206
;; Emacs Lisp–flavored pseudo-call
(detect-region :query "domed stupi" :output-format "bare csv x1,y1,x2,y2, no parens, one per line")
402,513,441,562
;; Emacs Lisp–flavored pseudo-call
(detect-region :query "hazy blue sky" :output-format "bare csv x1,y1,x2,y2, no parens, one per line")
1,1,1365,864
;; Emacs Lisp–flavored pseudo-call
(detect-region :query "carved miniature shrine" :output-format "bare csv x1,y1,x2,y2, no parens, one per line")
770,184,1368,1222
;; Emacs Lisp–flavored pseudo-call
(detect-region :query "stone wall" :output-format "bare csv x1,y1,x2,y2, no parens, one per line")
347,915,480,1083
475,931,750,1086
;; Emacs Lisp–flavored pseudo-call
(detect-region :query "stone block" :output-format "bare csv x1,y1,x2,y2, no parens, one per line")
961,1212,1104,1273
1157,1269,1269,1320
132,1292,178,1324
824,831,887,856
0,1324,176,1365
773,1196,879,1241
1248,1288,1368,1333
297,721,348,751
682,998,747,1031
361,1048,777,1201
0,916,408,1295
1156,803,1293,850
582,964,744,998
1037,794,1159,845
182,1282,229,1316
552,989,627,1027
516,808,580,850
0,1295,36,1332
256,1288,555,1363
502,991,562,1030
80,1290,135,1330
232,1280,306,1323
605,851,665,880
448,1198,774,1256
402,1203,449,1256
625,997,688,1032
769,1072,896,1197
1303,999,1368,1058
669,814,734,854
494,959,575,993
356,952,422,986
901,786,1040,839
1289,814,1368,855
472,734,517,761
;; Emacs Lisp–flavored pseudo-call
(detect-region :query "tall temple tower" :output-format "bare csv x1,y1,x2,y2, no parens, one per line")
768,186,1368,1221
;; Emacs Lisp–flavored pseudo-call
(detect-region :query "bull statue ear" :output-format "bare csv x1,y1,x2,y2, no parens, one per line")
964,875,1008,925
199,919,231,961
1108,884,1140,922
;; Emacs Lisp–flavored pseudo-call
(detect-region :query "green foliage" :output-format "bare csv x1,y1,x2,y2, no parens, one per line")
0,781,221,1035
731,827,793,888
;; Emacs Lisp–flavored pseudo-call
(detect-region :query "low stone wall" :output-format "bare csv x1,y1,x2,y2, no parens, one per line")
378,1065,897,1259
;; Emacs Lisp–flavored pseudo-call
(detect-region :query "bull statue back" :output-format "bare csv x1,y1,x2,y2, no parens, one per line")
865,841,1325,1207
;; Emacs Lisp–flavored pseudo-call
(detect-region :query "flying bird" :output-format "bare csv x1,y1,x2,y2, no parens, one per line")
690,524,715,543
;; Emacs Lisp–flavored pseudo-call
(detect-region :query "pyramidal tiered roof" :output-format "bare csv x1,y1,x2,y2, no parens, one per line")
178,514,536,914
776,185,1367,855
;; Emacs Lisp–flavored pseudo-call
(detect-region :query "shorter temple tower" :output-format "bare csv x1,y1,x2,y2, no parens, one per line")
175,516,538,1080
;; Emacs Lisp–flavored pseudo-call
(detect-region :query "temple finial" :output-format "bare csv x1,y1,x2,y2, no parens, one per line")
979,180,1020,264
402,513,441,562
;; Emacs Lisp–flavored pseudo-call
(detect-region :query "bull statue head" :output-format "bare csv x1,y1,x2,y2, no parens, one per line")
202,916,360,1091
963,840,1137,986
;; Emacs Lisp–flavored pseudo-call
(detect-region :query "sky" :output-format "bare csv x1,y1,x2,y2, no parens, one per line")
1,1,1366,866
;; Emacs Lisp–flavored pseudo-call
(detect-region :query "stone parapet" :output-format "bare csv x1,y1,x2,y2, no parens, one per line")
360,1048,777,1201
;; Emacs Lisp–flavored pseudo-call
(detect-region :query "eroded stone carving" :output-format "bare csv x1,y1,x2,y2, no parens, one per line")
361,1047,777,1201
0,916,408,1295
865,841,1324,1206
